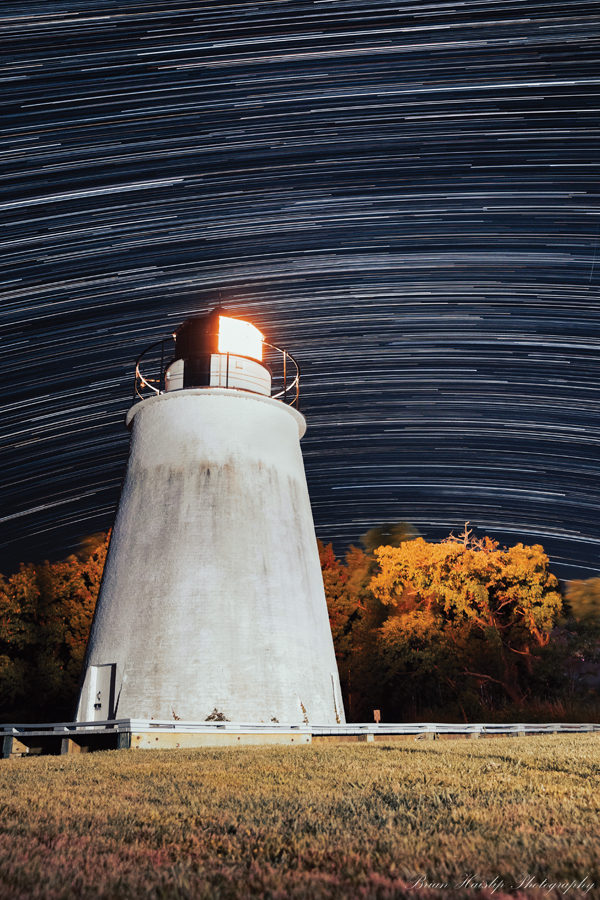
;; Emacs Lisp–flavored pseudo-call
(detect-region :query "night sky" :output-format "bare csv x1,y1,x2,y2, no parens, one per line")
1,1,599,581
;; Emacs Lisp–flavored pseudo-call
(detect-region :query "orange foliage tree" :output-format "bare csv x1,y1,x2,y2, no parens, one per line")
371,528,564,717
0,534,108,722
321,525,567,722
319,521,420,720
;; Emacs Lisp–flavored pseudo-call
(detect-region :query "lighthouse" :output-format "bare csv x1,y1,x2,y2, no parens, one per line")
75,309,345,726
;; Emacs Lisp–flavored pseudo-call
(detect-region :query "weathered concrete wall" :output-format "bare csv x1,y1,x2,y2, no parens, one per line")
130,732,312,749
76,389,345,725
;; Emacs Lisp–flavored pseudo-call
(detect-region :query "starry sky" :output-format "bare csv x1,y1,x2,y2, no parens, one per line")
1,1,599,581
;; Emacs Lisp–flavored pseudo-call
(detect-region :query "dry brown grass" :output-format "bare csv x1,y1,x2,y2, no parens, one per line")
1,737,599,899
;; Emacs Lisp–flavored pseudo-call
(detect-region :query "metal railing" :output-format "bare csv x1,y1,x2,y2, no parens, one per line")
134,336,300,407
5,719,598,758
133,338,169,400
4,719,599,739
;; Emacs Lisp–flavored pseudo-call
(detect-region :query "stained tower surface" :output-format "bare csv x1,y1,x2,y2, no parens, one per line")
75,311,345,725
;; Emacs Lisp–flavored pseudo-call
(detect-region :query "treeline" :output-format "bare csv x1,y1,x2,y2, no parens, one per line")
0,534,108,723
321,523,600,723
1,526,599,724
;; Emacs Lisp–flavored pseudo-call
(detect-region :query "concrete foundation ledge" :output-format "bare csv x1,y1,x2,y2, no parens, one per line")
2,720,598,758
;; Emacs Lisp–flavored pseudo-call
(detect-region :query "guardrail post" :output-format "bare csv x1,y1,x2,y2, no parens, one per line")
2,735,28,758
118,732,131,750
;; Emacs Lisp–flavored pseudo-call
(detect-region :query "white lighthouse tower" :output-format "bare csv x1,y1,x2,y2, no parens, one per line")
75,309,345,726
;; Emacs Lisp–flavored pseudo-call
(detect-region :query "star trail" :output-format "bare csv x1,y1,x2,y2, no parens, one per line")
1,1,599,581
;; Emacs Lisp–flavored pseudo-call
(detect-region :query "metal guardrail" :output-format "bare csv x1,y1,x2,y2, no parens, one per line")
4,720,598,758
3,720,599,737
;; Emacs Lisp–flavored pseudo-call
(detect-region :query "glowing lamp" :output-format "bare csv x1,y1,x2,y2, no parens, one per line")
218,315,263,361
167,310,270,395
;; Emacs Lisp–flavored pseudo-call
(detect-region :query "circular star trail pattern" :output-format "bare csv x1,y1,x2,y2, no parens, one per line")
1,1,599,580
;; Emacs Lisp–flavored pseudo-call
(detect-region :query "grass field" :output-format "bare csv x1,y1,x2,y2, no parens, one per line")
1,737,599,900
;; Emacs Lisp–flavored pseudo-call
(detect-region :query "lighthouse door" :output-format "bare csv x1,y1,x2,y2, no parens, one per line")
91,664,116,721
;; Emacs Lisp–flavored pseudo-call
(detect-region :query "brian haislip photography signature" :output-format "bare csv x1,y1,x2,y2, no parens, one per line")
408,874,596,895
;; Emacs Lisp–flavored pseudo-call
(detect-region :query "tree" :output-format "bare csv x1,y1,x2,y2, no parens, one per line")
318,541,370,719
369,527,564,718
564,578,600,621
0,564,40,717
319,521,419,720
558,578,600,696
359,521,420,555
0,533,109,722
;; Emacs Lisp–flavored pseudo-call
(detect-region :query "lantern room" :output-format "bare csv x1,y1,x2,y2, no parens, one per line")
164,309,270,396
134,309,300,407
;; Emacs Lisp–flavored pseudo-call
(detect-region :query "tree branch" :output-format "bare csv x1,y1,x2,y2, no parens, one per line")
463,670,523,705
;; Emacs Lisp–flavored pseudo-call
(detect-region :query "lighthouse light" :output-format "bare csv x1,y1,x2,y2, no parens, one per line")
218,315,263,361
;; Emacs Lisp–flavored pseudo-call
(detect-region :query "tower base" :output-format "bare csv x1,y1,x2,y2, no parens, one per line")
76,388,345,725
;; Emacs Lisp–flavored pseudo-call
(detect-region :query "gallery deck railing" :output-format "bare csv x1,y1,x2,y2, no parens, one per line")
134,337,300,407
